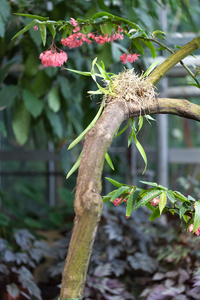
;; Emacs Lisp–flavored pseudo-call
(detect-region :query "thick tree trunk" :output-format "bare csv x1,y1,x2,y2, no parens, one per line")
60,101,128,299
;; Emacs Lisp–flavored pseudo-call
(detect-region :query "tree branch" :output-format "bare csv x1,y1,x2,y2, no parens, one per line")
128,97,200,122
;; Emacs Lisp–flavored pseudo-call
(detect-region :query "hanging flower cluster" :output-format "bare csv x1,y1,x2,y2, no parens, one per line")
61,20,124,49
39,18,140,68
120,53,140,64
39,43,68,68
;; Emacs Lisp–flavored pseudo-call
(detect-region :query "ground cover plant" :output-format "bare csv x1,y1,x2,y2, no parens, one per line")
8,1,200,299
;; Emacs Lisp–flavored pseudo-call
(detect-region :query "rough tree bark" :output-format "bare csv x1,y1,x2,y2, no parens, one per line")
60,36,200,299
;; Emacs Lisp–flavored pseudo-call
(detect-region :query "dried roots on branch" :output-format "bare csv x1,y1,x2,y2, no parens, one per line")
106,69,157,115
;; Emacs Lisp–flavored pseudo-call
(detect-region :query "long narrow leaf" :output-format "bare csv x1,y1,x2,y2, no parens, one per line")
12,20,38,39
115,119,131,138
14,13,49,21
126,188,140,219
68,104,104,150
66,151,82,179
193,200,200,232
132,130,147,174
141,61,160,78
105,152,115,170
159,191,167,215
105,177,123,188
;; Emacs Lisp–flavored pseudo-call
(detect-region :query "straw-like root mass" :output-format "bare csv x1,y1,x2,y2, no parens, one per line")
106,69,157,114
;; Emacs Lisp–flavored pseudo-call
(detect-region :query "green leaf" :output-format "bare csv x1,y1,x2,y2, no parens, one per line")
149,206,160,221
0,85,18,108
39,23,47,46
12,102,31,145
141,39,157,59
14,13,49,21
132,130,147,174
0,119,7,137
24,217,41,229
22,89,43,118
115,119,131,138
0,212,10,226
130,29,145,39
126,188,140,219
105,177,123,188
141,61,160,78
0,62,14,83
174,191,188,202
105,19,113,35
110,186,130,203
140,181,158,187
65,68,93,77
0,0,10,22
45,109,63,138
66,151,82,179
167,190,176,204
91,12,114,20
132,38,144,54
133,189,162,211
193,200,200,232
105,152,114,170
47,23,56,38
0,15,5,38
12,20,38,40
68,104,104,150
159,191,167,215
179,202,191,219
48,86,60,113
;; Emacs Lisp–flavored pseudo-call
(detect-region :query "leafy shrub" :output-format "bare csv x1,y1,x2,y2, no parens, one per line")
0,228,55,300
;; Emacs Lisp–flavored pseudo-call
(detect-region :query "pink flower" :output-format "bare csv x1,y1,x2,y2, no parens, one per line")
189,224,200,236
113,197,122,206
150,197,160,206
33,26,38,31
39,44,68,68
61,32,92,49
70,18,78,27
120,53,140,64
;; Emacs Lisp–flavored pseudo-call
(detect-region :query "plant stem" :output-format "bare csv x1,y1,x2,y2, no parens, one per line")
146,36,200,86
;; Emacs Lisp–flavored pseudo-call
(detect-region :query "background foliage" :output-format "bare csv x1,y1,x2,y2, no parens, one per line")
1,0,200,299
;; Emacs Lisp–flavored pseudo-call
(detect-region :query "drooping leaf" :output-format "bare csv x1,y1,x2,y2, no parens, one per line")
48,86,60,113
66,151,82,179
0,85,18,108
159,191,167,215
45,109,63,138
68,104,104,150
39,23,47,46
179,202,191,219
193,200,200,232
105,177,123,188
149,206,160,221
12,102,31,145
14,13,49,21
22,89,43,118
47,23,56,38
126,188,140,219
132,130,147,174
167,190,176,204
12,20,38,40
105,152,115,170
0,15,5,38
